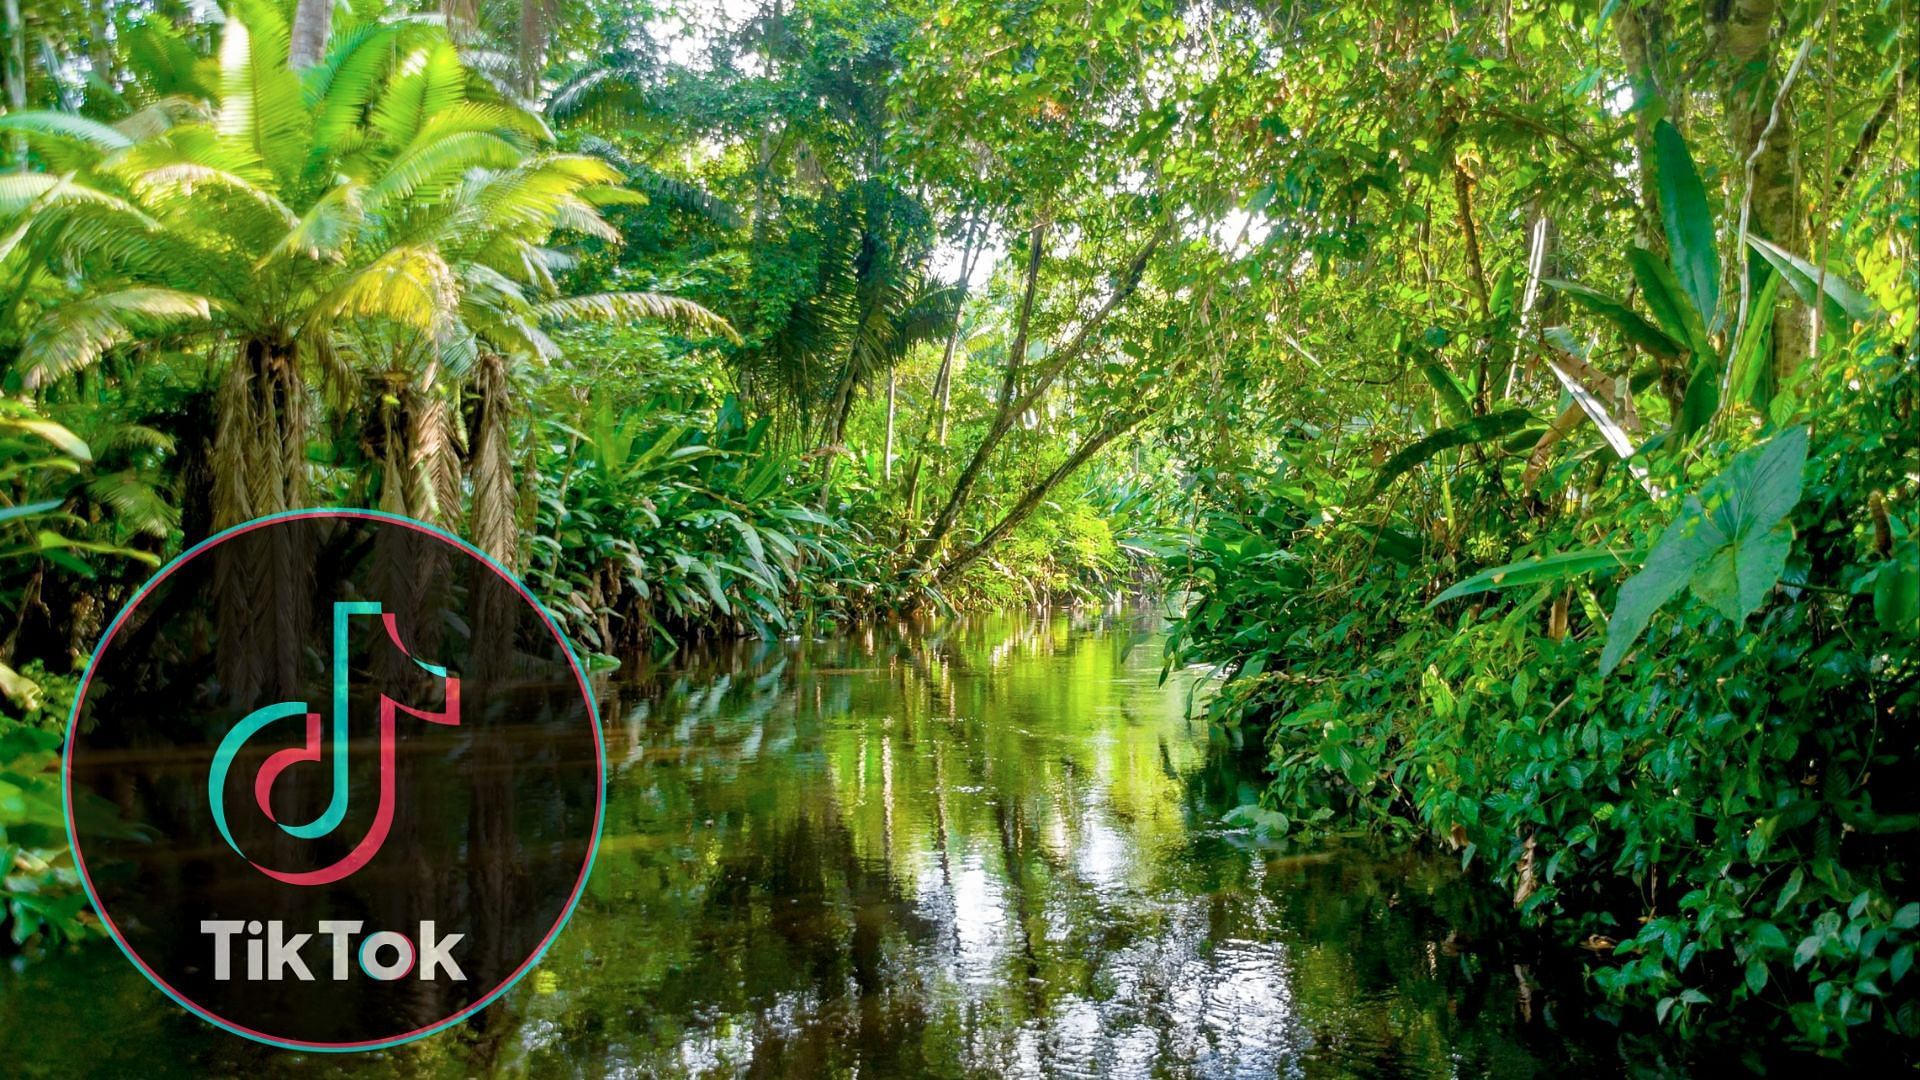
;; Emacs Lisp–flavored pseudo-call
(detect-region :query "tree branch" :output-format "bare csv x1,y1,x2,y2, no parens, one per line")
903,219,1168,576
932,408,1156,586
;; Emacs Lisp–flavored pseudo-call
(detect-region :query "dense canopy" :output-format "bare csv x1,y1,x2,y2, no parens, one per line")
0,0,1915,1065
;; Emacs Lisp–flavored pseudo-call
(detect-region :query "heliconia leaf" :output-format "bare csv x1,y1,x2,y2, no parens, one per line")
1366,409,1533,498
1416,350,1474,423
0,499,67,526
1678,355,1720,439
1544,279,1685,360
1745,235,1877,326
1727,269,1784,410
1626,247,1711,359
1429,548,1636,607
1600,427,1807,675
1653,119,1720,329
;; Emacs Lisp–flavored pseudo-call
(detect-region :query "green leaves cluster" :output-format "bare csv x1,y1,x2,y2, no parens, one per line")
1598,427,1807,674
526,395,853,662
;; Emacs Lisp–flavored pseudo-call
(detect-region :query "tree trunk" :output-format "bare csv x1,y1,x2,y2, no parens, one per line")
289,0,333,68
469,353,518,569
212,339,312,707
1832,55,1919,206
3,0,25,170
1615,1,1683,239
933,411,1151,586
904,221,1165,578
517,0,551,99
815,355,859,510
901,215,983,529
904,225,1046,572
882,370,896,482
1616,0,1697,411
1715,0,1809,383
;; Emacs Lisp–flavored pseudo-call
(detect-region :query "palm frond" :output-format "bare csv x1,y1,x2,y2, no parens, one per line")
215,4,309,183
626,165,743,229
95,422,177,455
18,289,213,388
369,39,468,150
317,245,459,331
364,130,527,212
127,162,301,231
404,101,552,157
85,470,180,536
537,292,741,343
120,15,213,101
260,182,365,265
0,111,134,153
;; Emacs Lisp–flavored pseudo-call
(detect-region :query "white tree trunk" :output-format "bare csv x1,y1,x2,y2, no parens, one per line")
289,0,332,68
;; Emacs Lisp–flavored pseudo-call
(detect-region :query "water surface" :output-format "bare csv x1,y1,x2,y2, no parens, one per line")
1,609,1615,1076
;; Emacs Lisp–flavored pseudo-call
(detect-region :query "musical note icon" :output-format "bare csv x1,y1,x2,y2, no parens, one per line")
209,601,460,886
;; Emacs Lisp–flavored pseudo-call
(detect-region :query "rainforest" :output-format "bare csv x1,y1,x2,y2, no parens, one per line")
0,0,1915,1074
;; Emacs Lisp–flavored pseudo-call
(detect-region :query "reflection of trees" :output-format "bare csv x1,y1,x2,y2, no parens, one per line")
19,608,1613,1074
488,608,1597,1075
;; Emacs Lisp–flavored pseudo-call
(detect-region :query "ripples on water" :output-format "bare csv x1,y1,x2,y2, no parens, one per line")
0,607,1621,1077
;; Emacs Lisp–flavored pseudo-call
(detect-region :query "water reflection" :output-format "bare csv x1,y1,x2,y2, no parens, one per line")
506,608,1600,1077
0,608,1611,1077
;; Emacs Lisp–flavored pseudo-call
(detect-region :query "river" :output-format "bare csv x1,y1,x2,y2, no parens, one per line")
0,608,1623,1076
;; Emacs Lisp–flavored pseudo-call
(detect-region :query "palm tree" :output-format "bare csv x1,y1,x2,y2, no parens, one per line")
0,4,731,690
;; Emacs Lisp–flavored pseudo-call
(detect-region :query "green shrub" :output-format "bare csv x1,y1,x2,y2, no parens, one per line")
1166,345,1919,1053
526,394,855,662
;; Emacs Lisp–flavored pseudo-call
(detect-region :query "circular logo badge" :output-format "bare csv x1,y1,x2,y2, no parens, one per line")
63,510,604,1050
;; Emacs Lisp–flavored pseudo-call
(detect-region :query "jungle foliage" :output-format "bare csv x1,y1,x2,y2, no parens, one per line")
0,0,1913,1062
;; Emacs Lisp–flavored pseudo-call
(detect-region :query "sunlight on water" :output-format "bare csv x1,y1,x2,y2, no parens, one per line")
0,607,1610,1077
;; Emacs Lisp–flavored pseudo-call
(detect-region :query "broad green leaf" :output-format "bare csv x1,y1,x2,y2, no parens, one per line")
1677,356,1720,438
1874,542,1920,638
1600,427,1807,674
1745,235,1877,326
1893,903,1920,931
1691,520,1792,622
0,417,91,461
1627,246,1712,360
1367,409,1533,498
1685,426,1808,621
1429,548,1635,607
1544,279,1685,359
34,530,162,566
1654,119,1720,327
1727,269,1784,409
1598,502,1717,675
1348,523,1425,565
1416,350,1474,423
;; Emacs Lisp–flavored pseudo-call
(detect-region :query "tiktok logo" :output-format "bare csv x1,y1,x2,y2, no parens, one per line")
64,510,604,1051
207,601,461,886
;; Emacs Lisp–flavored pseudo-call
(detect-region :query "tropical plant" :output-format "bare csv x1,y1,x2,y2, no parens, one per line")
1,3,734,547
526,394,850,661
1,398,158,956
